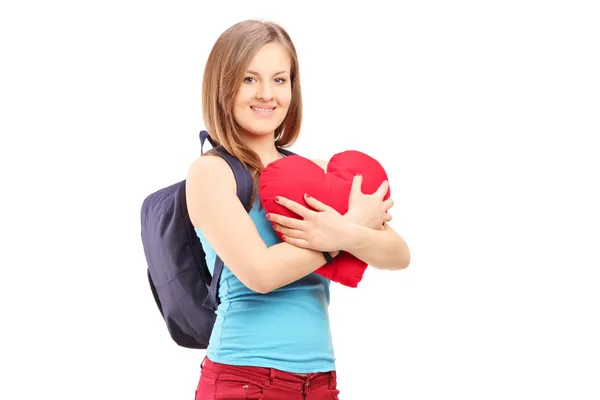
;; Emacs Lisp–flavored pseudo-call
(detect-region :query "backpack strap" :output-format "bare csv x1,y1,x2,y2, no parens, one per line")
204,254,226,309
198,131,296,309
204,146,255,309
199,131,254,310
200,130,218,155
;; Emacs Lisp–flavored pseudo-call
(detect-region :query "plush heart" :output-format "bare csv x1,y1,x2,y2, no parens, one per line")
259,150,390,287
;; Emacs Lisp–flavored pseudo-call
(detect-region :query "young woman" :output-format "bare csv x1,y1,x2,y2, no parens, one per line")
187,19,410,400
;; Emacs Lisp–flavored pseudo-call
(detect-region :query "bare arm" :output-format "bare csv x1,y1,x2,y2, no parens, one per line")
274,196,410,271
340,222,410,270
312,158,409,269
272,159,410,270
186,155,336,294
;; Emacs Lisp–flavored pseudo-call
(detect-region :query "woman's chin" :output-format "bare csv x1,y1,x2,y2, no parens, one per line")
241,123,280,138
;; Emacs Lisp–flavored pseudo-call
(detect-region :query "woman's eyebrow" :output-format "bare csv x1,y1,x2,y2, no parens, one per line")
246,70,290,76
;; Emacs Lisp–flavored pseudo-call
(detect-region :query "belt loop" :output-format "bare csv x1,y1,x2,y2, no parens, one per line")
328,371,336,389
200,356,207,370
262,368,275,390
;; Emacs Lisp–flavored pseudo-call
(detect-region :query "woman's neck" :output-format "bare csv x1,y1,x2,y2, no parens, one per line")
240,130,282,167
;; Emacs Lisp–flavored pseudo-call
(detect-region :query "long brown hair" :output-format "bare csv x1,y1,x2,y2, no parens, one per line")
202,20,302,206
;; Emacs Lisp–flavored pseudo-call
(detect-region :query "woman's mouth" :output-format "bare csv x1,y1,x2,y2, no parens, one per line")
251,106,276,116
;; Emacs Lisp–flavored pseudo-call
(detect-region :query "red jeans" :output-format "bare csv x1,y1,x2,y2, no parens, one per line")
195,356,340,399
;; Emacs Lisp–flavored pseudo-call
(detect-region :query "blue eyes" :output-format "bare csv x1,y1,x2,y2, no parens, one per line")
244,77,287,84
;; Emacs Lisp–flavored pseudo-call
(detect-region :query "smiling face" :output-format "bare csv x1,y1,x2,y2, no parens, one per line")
233,42,292,138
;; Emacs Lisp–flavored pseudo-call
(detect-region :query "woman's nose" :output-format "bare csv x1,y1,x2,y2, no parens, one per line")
256,83,273,100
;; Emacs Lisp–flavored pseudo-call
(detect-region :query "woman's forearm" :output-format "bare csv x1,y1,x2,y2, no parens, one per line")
255,244,338,293
341,223,410,270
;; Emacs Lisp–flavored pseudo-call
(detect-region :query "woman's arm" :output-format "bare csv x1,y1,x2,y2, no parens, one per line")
270,160,411,271
339,222,410,270
186,155,337,294
338,173,410,270
273,195,410,271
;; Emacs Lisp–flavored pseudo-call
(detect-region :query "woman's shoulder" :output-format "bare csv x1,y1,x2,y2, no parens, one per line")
189,152,233,176
187,153,236,193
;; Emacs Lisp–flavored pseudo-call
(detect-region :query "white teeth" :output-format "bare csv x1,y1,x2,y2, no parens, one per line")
251,107,274,112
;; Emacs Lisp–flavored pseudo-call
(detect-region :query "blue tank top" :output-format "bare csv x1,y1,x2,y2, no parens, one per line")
194,203,336,373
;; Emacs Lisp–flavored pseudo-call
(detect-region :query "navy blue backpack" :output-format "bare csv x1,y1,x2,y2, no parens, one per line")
141,130,295,349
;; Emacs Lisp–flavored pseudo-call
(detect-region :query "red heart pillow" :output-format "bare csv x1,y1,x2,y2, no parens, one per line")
259,150,390,287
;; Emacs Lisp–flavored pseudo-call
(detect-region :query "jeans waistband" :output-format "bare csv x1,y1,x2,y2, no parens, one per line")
201,356,337,392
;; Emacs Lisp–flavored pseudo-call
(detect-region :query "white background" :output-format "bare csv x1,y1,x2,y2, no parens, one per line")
1,1,599,399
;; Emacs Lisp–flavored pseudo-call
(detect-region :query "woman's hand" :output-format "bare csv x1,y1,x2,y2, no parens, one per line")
267,195,353,252
266,175,394,251
344,175,394,230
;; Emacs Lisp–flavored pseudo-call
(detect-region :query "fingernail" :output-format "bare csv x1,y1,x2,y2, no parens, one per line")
304,193,310,198
275,197,280,203
266,213,271,220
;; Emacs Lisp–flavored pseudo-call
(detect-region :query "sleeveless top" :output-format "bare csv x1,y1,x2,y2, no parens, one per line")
194,203,336,373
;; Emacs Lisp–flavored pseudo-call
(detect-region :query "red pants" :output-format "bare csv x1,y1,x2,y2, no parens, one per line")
195,356,340,399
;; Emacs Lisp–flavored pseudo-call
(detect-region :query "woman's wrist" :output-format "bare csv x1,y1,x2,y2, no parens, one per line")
342,209,364,227
338,222,369,253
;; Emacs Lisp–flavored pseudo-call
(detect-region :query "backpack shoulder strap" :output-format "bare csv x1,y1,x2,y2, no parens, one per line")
199,130,254,212
198,131,299,309
213,147,254,212
198,131,254,309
